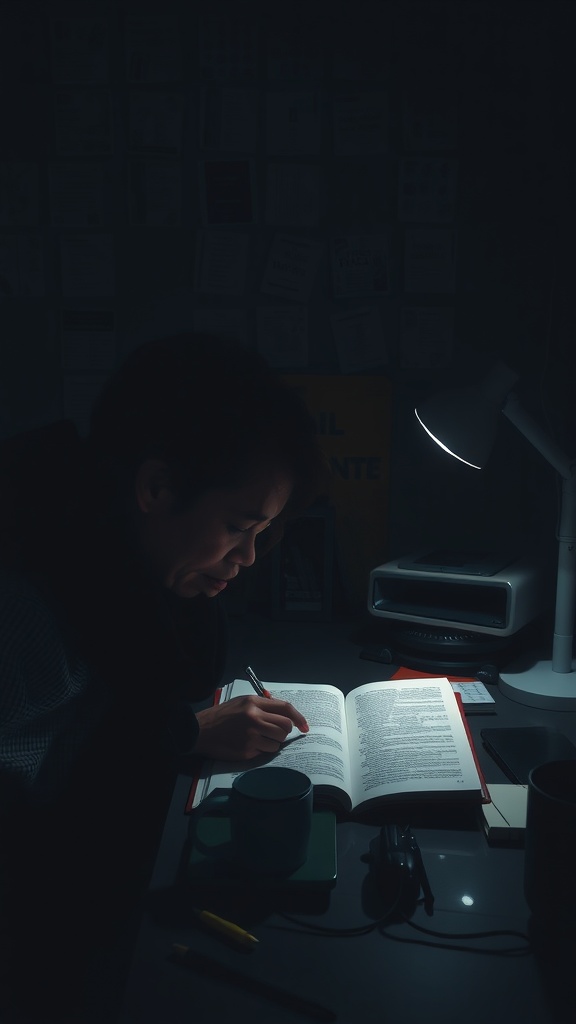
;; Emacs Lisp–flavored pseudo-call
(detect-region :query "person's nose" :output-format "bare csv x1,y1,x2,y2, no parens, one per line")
231,531,257,567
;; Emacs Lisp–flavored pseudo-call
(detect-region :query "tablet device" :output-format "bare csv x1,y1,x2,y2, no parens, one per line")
480,726,576,784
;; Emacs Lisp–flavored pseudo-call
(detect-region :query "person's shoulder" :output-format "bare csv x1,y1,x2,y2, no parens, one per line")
0,569,74,685
0,569,55,626
0,566,44,597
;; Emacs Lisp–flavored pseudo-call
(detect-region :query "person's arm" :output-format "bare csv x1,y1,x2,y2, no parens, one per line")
165,701,200,755
163,596,307,760
193,694,309,760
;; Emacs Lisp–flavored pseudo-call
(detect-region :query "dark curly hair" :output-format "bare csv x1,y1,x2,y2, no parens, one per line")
88,333,328,526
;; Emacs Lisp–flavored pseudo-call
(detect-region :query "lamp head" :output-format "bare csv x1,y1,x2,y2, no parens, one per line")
415,361,519,469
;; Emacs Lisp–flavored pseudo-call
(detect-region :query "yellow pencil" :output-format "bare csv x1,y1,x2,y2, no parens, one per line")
190,909,259,950
171,945,336,1021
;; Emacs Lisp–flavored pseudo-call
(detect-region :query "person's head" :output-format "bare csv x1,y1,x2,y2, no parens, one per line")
87,334,327,597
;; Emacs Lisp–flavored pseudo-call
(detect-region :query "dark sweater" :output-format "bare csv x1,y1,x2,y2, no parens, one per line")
0,420,228,1021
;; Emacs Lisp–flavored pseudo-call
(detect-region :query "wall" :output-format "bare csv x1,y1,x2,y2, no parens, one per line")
1,0,573,608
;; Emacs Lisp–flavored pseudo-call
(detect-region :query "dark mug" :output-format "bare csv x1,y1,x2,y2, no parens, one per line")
524,759,576,928
192,767,313,876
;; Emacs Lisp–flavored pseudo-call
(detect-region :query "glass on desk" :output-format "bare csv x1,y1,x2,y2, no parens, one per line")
524,759,576,929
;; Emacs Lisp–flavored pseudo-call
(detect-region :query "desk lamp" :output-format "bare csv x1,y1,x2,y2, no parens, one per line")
415,360,576,710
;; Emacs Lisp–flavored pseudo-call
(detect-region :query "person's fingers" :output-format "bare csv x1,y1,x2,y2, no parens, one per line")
260,698,309,733
253,735,283,754
194,695,310,760
254,713,297,743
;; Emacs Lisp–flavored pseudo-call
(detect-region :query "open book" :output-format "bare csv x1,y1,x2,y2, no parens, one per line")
189,676,488,816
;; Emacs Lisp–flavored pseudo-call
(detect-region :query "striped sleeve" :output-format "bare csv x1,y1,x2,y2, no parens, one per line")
0,572,108,804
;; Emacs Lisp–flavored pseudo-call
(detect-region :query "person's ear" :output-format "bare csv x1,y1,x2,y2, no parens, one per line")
134,460,175,514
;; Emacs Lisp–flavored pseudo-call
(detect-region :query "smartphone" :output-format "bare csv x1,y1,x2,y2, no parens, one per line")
481,726,576,784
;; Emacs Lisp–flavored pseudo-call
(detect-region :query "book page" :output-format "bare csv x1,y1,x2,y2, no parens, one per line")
193,680,353,808
345,678,482,809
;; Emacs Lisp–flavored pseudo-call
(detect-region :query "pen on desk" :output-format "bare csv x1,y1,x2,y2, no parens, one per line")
171,945,337,1022
192,909,259,950
412,842,435,917
245,664,272,699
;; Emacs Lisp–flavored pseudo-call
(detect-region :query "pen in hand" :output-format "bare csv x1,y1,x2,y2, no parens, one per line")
245,664,272,699
245,664,309,738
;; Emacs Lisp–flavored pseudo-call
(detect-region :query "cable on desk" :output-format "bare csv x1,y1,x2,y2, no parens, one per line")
272,905,532,957
274,912,380,938
269,824,533,956
379,917,532,957
272,881,413,938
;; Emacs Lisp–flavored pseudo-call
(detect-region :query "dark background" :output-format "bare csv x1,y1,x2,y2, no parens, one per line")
1,0,574,608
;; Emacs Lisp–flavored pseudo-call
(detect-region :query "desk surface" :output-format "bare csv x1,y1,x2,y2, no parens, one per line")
118,615,576,1024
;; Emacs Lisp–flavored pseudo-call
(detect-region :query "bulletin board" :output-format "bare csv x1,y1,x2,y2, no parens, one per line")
283,374,393,611
0,2,562,567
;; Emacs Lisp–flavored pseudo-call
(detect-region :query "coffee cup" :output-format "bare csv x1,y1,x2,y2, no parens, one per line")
524,759,576,928
192,766,313,877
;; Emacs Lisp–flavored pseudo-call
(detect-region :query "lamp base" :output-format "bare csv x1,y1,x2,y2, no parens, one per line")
499,657,576,711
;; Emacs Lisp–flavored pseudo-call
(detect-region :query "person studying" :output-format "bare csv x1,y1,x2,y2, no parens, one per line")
0,334,326,1022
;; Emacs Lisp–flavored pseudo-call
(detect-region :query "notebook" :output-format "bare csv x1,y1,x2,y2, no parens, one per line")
186,809,337,892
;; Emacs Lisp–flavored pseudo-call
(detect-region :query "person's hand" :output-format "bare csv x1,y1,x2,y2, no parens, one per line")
193,695,309,761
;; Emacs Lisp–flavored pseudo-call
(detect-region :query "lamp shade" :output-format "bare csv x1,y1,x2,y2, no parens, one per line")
414,356,576,708
415,361,519,469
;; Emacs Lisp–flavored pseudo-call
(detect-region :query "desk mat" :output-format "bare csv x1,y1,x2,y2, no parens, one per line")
186,810,337,892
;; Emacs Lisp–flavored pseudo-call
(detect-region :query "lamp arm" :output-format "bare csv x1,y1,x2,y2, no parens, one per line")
502,391,573,479
552,471,576,672
501,391,576,674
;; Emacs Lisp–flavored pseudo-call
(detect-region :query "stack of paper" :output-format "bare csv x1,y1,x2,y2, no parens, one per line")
481,784,528,845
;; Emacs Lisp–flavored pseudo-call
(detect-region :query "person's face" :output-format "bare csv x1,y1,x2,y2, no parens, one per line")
136,467,293,599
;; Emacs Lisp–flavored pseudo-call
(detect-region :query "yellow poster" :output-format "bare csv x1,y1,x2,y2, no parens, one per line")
283,374,392,610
